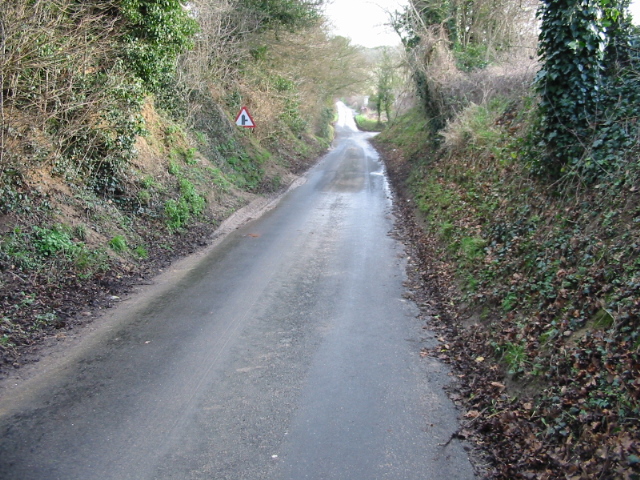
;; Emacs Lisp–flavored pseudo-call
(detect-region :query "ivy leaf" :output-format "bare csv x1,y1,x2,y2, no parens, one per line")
628,454,640,465
567,40,580,51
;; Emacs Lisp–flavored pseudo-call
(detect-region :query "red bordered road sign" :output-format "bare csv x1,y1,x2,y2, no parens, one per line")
235,107,256,128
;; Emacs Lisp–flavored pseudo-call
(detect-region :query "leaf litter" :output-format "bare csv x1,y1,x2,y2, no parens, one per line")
382,141,640,480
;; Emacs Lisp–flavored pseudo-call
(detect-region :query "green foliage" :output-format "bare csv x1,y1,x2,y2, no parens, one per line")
439,222,455,241
460,236,487,263
67,76,147,195
534,0,639,180
2,229,40,270
378,107,433,158
0,176,44,216
164,178,206,231
272,75,295,92
214,140,265,191
73,249,110,278
316,105,336,139
31,312,58,331
394,0,517,67
153,73,191,120
266,74,307,135
1,1,149,197
242,0,323,32
441,98,510,153
453,42,489,71
496,341,528,375
170,145,197,165
133,245,149,259
535,0,607,174
168,160,181,175
355,115,383,132
33,226,77,257
119,0,198,91
183,148,198,165
137,189,152,206
2,224,109,278
373,48,397,124
164,199,190,231
178,178,205,215
501,292,519,312
281,96,307,135
205,167,232,193
109,235,128,252
226,154,265,190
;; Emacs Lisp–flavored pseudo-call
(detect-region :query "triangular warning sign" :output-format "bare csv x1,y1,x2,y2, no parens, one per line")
235,107,255,128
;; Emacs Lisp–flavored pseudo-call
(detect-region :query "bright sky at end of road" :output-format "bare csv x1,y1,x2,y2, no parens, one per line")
324,0,408,48
631,1,640,24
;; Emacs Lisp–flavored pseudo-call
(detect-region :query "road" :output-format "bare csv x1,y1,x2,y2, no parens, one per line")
0,103,476,480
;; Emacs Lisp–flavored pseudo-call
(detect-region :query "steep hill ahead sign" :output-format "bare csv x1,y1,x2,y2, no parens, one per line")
235,107,255,128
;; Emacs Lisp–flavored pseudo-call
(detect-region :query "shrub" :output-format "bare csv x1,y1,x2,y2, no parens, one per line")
33,226,77,257
118,0,198,92
164,178,206,231
109,235,128,252
535,0,640,180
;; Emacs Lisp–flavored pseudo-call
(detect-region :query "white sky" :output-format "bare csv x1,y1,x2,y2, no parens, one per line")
323,0,408,48
325,0,640,48
631,1,640,23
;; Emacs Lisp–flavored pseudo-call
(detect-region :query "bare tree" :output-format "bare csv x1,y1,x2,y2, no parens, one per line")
392,0,538,128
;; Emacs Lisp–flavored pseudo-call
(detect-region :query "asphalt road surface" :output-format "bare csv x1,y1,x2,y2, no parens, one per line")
0,103,476,480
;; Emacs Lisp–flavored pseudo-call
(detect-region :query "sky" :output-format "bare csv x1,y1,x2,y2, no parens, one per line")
323,0,408,48
325,0,640,49
631,1,640,23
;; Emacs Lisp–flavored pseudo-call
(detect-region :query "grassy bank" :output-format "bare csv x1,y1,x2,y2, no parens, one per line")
355,114,385,132
0,96,327,372
374,105,640,478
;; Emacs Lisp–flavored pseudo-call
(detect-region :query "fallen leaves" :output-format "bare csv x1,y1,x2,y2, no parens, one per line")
465,409,482,419
383,150,640,479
